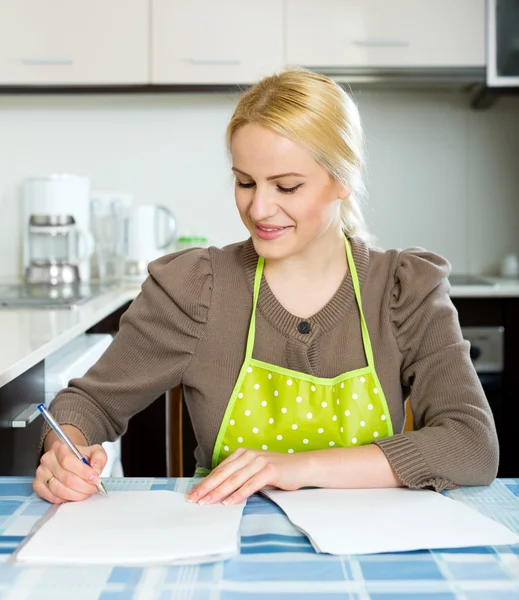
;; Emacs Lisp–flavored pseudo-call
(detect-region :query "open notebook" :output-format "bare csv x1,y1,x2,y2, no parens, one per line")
16,491,245,566
263,487,519,555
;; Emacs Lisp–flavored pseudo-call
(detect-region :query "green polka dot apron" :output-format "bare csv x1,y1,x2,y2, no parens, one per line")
197,237,394,476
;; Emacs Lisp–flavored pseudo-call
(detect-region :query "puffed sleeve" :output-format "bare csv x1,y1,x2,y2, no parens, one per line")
41,248,213,447
374,248,499,491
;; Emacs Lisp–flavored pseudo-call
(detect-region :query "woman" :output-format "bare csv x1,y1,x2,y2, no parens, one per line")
34,69,498,506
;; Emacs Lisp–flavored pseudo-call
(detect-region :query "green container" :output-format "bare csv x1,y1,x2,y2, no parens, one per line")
176,236,209,251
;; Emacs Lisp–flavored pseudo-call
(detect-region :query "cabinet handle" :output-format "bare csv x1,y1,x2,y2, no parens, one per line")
0,404,41,428
21,57,74,66
353,39,409,48
188,58,241,65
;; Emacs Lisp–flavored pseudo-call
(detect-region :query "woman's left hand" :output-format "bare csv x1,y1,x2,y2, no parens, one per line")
186,447,309,506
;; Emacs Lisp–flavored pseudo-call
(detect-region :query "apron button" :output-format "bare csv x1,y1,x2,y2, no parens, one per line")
297,321,311,334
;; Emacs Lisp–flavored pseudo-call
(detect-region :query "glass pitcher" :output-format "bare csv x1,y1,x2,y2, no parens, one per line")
90,193,132,282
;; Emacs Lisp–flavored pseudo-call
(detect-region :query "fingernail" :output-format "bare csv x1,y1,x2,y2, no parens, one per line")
222,497,235,506
92,465,102,475
198,495,211,505
185,495,195,503
88,472,98,483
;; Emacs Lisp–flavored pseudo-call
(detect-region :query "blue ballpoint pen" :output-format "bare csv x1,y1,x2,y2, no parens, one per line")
38,403,108,497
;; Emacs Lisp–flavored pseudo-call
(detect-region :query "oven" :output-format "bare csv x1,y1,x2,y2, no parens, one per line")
461,326,504,473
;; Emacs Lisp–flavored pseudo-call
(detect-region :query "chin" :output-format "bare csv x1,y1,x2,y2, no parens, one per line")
251,237,295,261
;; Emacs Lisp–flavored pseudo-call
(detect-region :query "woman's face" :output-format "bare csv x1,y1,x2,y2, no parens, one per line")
231,124,346,261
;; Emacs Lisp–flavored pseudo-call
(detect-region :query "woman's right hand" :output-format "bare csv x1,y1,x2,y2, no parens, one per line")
33,440,108,504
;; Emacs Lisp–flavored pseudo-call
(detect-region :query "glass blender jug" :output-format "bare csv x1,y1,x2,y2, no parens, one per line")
26,215,84,284
90,192,132,282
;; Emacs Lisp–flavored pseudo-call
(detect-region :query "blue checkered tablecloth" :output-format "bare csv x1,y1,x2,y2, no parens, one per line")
0,477,518,599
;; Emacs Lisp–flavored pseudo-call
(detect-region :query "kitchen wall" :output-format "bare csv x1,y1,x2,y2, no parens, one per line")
0,88,518,277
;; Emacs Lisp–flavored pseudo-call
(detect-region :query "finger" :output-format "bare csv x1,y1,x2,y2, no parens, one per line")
189,448,249,497
52,461,100,497
33,466,65,505
85,445,107,475
223,466,275,505
47,474,92,502
207,447,249,477
217,447,249,467
51,442,99,484
33,478,65,505
199,454,267,505
189,450,258,502
47,448,100,497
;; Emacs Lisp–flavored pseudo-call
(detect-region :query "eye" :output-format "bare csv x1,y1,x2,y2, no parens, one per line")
236,181,255,189
277,184,303,194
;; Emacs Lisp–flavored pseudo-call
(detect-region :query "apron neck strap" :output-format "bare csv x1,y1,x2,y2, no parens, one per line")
344,236,376,370
244,255,264,360
246,237,376,370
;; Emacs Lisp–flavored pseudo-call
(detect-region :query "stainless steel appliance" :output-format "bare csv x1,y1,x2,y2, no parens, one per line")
487,0,519,87
462,326,504,472
26,214,86,284
23,175,94,283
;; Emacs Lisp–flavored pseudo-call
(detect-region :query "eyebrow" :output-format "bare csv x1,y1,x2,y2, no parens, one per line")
232,167,306,181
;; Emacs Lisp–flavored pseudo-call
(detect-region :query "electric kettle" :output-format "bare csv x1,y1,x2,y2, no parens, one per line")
125,204,177,276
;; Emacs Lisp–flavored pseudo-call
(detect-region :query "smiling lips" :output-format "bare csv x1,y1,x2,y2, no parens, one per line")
255,223,293,241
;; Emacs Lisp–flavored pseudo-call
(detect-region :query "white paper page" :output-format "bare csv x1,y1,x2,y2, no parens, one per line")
16,491,245,566
263,488,519,555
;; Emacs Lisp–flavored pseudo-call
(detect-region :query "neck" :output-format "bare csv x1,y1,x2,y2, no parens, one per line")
264,222,346,282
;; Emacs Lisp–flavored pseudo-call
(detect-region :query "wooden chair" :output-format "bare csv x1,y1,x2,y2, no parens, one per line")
404,398,414,432
166,385,184,477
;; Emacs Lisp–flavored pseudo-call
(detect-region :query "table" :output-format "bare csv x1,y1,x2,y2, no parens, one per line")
1,477,518,599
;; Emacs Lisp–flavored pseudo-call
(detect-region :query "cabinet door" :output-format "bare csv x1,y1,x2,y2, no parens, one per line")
152,0,284,84
0,0,149,85
287,0,485,68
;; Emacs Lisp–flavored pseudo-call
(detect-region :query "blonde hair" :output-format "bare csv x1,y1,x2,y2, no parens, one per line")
227,68,371,242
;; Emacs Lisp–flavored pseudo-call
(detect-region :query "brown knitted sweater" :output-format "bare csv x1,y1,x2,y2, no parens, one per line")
44,237,499,491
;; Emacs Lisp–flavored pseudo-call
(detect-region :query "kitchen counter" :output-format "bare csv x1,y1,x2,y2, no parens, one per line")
1,277,519,388
449,278,519,298
0,282,142,387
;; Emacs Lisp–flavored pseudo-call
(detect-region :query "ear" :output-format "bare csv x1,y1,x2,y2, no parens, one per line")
329,174,350,200
337,184,351,201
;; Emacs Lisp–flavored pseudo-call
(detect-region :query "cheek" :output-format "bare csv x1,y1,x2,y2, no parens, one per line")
296,190,337,228
235,190,253,225
234,189,248,212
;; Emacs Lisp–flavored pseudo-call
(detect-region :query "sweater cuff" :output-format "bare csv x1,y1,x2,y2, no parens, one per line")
374,434,454,491
38,394,109,454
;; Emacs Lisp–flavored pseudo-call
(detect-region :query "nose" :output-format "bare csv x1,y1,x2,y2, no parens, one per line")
248,185,278,222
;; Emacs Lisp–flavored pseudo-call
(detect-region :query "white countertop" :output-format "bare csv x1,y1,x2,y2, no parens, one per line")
1,277,519,388
449,278,519,298
0,283,141,387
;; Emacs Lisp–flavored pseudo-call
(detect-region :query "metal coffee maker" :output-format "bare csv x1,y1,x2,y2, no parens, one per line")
23,175,94,285
26,214,84,284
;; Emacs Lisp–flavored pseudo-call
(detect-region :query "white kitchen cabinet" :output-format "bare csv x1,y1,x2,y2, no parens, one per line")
286,0,485,68
0,0,149,85
152,0,284,84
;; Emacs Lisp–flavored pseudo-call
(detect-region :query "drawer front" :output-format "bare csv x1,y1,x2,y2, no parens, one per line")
0,361,44,476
